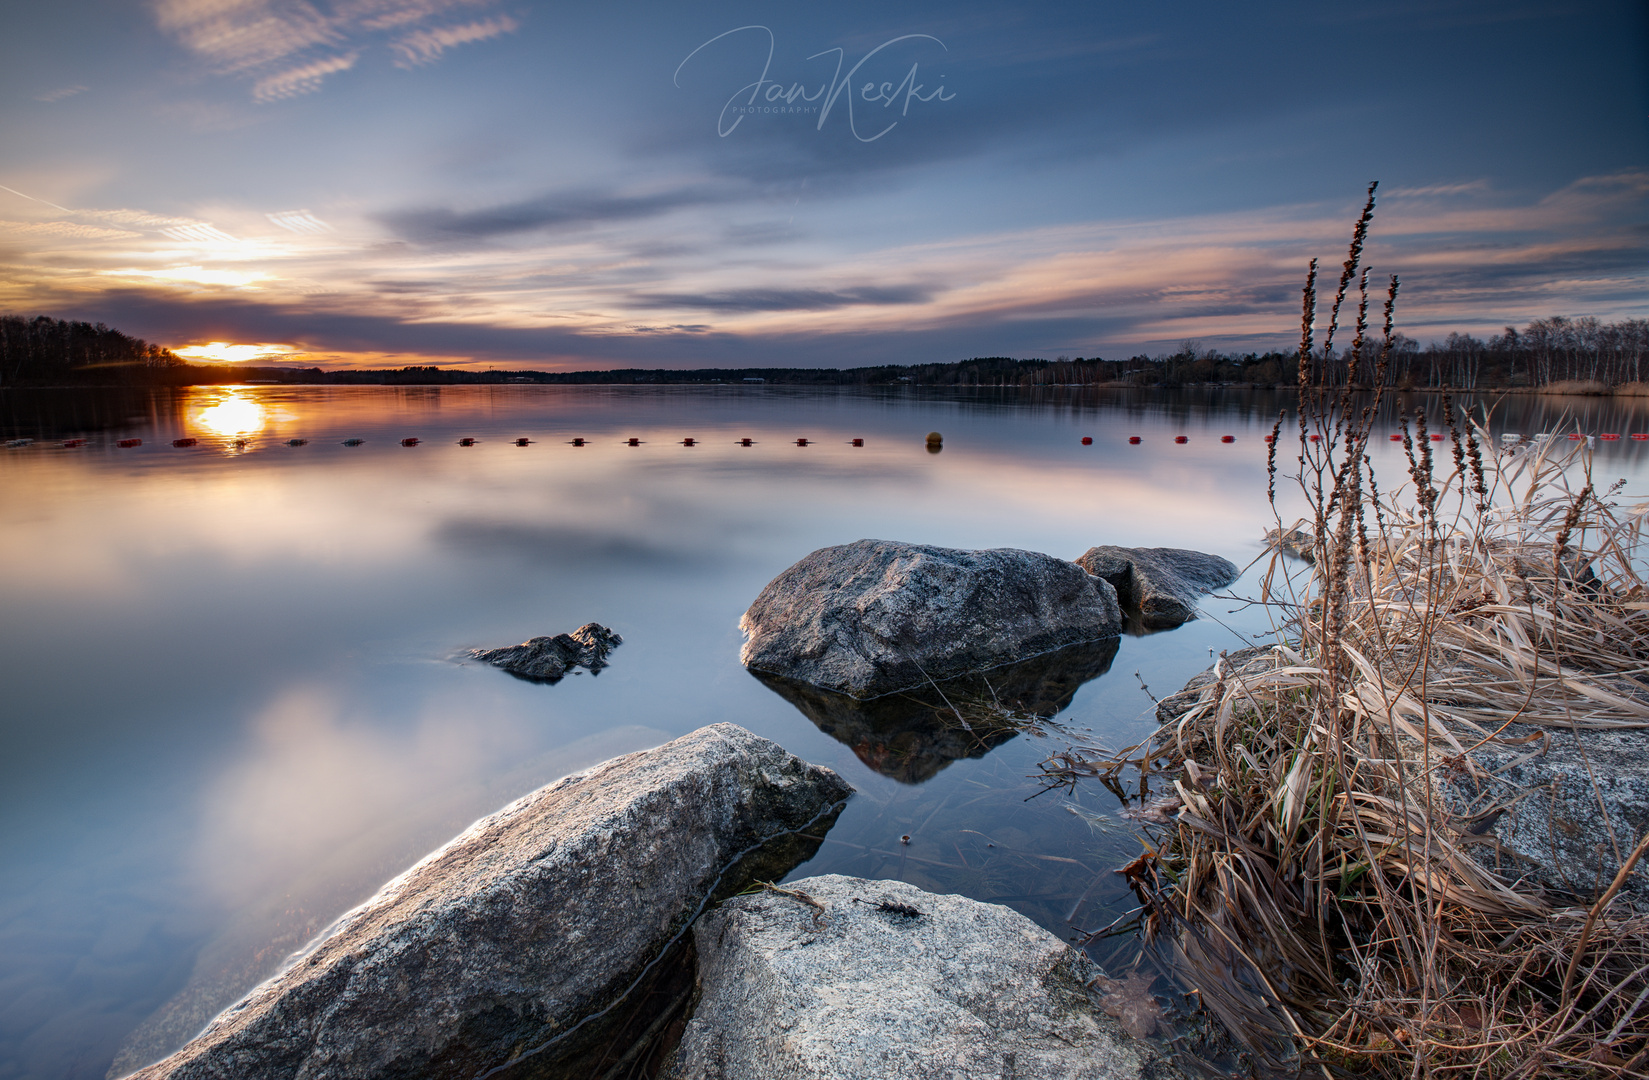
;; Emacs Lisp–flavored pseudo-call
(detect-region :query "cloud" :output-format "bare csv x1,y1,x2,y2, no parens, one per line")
632,285,935,313
252,52,359,102
0,220,140,241
378,186,736,242
32,85,87,103
267,210,334,235
4,172,1643,368
391,15,518,66
152,0,520,101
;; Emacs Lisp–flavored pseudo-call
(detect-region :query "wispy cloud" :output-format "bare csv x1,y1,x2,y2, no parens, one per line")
379,186,737,242
1,172,1643,366
390,15,518,67
267,210,334,235
152,0,520,101
32,85,88,103
252,51,359,102
631,285,934,313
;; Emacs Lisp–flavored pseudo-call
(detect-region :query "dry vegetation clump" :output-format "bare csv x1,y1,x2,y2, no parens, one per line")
1103,185,1649,1078
1534,379,1615,397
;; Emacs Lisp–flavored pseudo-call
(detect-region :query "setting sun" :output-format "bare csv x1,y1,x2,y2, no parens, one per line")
175,342,296,364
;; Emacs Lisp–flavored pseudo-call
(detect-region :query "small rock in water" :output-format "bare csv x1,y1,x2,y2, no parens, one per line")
1073,545,1239,629
1264,526,1316,562
470,622,623,682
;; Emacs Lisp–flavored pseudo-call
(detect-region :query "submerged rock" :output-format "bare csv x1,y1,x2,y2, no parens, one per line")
1263,527,1316,563
741,540,1121,699
1074,546,1239,629
752,638,1120,783
665,874,1181,1080
471,622,623,681
1154,646,1279,726
125,724,851,1080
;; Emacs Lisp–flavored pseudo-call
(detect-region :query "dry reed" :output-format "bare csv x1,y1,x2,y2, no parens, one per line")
1089,186,1649,1079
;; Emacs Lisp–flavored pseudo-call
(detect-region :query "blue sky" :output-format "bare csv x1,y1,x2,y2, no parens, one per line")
0,0,1644,369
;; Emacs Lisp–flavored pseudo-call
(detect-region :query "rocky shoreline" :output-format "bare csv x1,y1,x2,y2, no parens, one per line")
123,725,1181,1080
125,539,1244,1080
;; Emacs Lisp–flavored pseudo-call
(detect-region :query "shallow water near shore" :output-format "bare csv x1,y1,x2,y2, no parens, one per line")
4,383,1649,1080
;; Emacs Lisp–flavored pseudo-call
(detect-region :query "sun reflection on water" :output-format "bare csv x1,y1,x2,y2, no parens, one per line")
195,391,268,438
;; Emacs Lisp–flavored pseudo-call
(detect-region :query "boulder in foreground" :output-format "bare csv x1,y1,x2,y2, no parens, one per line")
1074,546,1239,629
470,622,622,681
741,540,1121,699
127,724,851,1080
665,874,1181,1080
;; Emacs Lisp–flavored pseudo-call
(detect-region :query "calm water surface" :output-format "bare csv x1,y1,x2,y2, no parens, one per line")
4,384,1648,1080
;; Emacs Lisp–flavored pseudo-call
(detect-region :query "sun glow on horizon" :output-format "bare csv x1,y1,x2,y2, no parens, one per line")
176,342,298,364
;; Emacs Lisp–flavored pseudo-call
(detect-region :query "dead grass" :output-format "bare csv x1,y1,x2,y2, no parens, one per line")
1080,186,1649,1079
1534,380,1614,396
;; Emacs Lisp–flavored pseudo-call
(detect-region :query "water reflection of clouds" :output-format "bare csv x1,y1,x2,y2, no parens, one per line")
193,683,669,907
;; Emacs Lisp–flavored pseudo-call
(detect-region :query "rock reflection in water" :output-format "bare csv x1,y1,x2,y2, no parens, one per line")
751,638,1120,783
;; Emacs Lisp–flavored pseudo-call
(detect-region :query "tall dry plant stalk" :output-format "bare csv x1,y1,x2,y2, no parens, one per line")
1107,186,1649,1079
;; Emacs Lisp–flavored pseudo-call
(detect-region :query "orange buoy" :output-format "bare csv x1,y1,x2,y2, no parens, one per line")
850,438,864,447
1309,434,1322,442
1567,433,1584,440
1220,435,1235,443
342,438,365,446
570,438,586,446
287,439,307,447
172,437,198,448
681,437,696,446
1081,436,1092,445
1263,435,1275,443
458,437,476,446
117,438,142,448
401,437,419,446
1634,434,1649,441
1602,433,1620,441
61,438,85,448
1390,434,1402,440
738,438,754,447
514,437,531,446
1430,434,1444,442
1174,435,1188,444
1129,436,1141,444
627,437,641,446
795,438,809,446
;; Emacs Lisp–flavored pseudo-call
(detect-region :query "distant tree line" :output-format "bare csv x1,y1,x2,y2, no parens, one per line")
1307,316,1649,390
3,312,1645,391
0,315,186,387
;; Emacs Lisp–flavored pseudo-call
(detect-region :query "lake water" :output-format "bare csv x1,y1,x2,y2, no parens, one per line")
4,384,1648,1080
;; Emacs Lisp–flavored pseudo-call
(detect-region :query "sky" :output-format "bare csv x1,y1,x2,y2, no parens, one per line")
0,0,1644,371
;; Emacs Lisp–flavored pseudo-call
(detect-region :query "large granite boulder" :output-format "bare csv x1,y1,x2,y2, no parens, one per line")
665,874,1181,1080
752,638,1120,783
741,540,1121,699
470,622,623,682
1440,725,1649,907
1073,546,1239,630
125,724,851,1080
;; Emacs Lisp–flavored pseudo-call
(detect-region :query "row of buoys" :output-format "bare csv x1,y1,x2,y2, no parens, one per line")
19,435,877,449
18,430,1649,453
